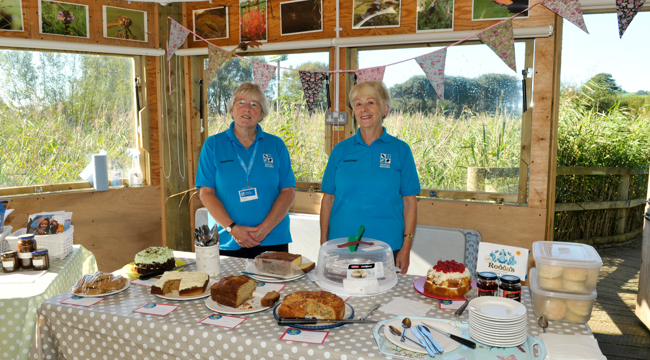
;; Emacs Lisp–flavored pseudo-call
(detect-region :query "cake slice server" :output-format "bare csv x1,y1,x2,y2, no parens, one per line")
138,261,195,280
359,304,381,321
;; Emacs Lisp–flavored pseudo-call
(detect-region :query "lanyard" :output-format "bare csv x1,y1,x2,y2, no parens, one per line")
232,140,258,188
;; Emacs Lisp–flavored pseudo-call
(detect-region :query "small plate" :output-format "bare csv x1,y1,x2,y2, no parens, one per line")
383,318,462,354
468,297,527,320
244,262,308,283
152,279,217,301
273,302,354,330
413,276,477,301
72,279,130,297
204,292,273,315
121,259,186,280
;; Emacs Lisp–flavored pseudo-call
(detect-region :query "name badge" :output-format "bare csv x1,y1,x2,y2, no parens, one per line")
239,188,258,202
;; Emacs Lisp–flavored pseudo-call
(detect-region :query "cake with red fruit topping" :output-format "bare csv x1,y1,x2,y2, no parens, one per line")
424,260,472,298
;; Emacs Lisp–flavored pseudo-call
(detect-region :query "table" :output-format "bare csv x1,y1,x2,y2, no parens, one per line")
30,254,592,360
1,245,97,360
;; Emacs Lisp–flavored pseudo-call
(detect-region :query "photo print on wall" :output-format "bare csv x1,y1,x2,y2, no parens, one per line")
193,6,229,41
417,0,454,32
39,0,89,38
240,0,267,42
281,0,323,36
0,0,23,31
103,6,148,42
472,0,529,20
353,0,402,29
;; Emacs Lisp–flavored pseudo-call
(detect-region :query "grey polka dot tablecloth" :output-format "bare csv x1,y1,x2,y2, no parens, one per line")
29,254,592,360
0,245,97,360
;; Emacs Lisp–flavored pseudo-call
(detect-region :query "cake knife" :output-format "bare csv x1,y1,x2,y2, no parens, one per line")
138,261,195,280
277,318,378,325
421,323,476,349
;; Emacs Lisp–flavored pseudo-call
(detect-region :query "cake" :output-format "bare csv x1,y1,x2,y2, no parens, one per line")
151,271,209,296
133,247,175,275
424,260,472,298
211,275,257,308
254,252,315,276
71,272,127,295
276,291,345,320
261,290,281,307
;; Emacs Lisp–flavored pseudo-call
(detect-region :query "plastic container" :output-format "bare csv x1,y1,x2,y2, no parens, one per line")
315,238,397,296
530,268,597,323
532,241,602,294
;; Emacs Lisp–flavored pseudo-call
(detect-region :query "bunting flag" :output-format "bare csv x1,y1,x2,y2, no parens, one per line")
167,21,191,61
253,62,275,91
355,66,386,83
299,71,328,112
207,44,229,83
415,49,447,100
541,0,589,34
477,20,516,73
617,0,646,38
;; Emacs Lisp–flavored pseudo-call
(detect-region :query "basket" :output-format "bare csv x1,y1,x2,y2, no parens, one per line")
6,225,74,260
0,226,13,253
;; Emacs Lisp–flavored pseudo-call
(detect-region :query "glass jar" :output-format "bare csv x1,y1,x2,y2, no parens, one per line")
499,275,522,302
17,234,37,269
2,250,19,273
32,248,50,271
477,272,499,297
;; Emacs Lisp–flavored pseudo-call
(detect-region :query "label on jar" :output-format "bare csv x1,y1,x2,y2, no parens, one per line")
33,259,44,267
499,288,522,302
17,252,32,259
478,288,497,297
3,261,14,268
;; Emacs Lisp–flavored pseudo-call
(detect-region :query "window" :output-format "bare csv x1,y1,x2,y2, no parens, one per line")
0,50,137,189
205,51,330,182
357,42,528,197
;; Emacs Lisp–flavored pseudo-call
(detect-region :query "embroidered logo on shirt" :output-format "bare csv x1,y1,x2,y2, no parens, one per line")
380,153,391,168
263,154,274,168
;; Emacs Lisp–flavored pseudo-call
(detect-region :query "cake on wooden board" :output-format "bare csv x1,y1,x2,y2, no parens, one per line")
276,291,345,320
424,260,472,298
211,275,257,308
133,247,175,275
254,252,315,275
151,271,209,296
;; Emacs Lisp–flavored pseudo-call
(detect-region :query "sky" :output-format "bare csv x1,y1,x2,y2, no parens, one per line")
275,12,649,93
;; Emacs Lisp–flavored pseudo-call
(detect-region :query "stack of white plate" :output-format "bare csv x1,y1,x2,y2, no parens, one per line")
467,297,528,347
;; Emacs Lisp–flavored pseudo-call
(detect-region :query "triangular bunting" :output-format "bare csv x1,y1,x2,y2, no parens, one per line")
617,0,646,38
415,49,447,100
477,20,516,73
541,0,589,34
299,71,328,112
252,62,275,91
356,67,386,83
167,21,191,61
207,44,229,83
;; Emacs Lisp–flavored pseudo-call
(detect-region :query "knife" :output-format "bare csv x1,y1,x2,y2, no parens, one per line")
422,322,476,349
241,271,292,280
277,318,378,325
359,304,381,321
138,261,195,280
411,325,437,357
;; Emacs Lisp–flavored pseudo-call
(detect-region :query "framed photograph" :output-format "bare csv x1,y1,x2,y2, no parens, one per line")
281,0,323,36
239,0,267,42
193,6,229,41
352,0,401,29
417,0,454,32
0,0,24,31
103,6,148,42
39,0,89,38
472,0,529,21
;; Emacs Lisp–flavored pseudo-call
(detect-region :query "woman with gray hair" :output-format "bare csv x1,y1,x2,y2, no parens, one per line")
196,82,296,259
319,80,420,273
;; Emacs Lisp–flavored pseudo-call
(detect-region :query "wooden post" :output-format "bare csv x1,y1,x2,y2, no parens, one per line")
635,166,650,328
616,173,631,235
467,167,486,192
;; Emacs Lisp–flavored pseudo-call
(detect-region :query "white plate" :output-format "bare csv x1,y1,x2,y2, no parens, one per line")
153,279,217,301
244,263,306,282
470,329,527,347
72,279,130,297
383,318,463,354
469,314,527,328
467,297,527,320
204,292,273,315
468,308,527,322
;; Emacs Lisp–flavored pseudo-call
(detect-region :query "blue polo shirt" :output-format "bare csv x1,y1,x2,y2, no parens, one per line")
196,122,296,250
321,127,420,250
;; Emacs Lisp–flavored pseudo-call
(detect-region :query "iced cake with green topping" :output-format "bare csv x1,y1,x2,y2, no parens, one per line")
133,246,175,275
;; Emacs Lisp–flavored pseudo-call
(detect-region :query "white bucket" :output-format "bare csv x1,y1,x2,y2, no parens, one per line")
196,244,220,278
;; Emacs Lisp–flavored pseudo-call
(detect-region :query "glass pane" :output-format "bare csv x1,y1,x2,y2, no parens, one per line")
0,50,136,188
206,52,330,182
359,43,526,193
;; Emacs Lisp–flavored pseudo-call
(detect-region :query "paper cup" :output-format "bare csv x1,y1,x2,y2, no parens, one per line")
196,244,220,277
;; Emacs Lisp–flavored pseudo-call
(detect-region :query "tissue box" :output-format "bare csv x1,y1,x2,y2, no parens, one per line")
532,241,602,294
530,268,597,323
7,225,74,260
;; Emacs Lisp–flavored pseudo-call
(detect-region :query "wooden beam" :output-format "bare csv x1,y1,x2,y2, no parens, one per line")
554,198,646,212
518,39,534,204
556,167,649,176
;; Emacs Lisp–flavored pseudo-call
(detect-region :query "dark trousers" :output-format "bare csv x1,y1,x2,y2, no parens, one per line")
220,244,290,259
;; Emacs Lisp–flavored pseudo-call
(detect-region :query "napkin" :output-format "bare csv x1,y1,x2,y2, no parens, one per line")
538,333,606,360
378,297,434,317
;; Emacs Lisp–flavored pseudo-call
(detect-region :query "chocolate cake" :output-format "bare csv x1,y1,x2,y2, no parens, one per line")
133,247,175,275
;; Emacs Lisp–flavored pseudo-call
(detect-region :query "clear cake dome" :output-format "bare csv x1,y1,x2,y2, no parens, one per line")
315,238,397,296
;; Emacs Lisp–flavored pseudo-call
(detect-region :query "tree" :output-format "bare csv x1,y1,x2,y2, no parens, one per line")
580,73,622,112
207,56,270,115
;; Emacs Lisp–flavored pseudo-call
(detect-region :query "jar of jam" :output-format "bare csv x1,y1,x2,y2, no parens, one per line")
32,248,50,271
477,272,499,296
2,250,19,273
17,234,37,269
499,275,522,302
